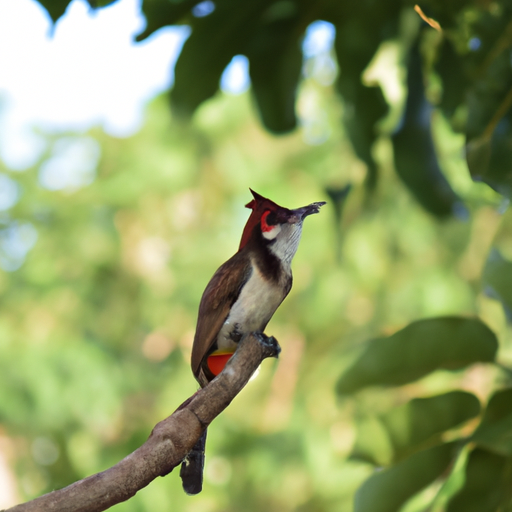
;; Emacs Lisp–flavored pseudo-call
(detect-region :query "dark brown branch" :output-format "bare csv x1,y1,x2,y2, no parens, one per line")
3,333,280,512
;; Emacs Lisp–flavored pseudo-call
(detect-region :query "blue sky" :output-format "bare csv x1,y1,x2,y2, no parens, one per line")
0,0,190,169
0,0,336,271
0,0,338,170
0,0,335,170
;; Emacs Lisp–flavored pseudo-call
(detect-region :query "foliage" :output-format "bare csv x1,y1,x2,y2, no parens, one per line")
3,0,512,511
39,0,512,213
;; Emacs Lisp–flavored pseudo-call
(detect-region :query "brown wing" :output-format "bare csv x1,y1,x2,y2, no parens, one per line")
191,251,252,380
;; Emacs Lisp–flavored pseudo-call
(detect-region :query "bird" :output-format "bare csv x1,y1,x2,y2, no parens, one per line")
180,189,326,495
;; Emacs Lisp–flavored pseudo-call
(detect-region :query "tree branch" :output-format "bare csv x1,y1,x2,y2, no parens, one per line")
3,333,280,512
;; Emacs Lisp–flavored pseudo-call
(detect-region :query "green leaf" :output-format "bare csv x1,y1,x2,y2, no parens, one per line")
170,0,274,118
339,83,388,191
86,0,118,7
472,388,512,456
446,449,511,512
246,14,303,133
384,392,480,460
325,185,352,262
352,391,480,465
354,442,457,512
391,40,463,218
463,5,512,198
337,317,498,394
136,0,197,42
352,415,394,466
353,391,480,466
483,249,512,319
467,109,512,199
434,38,471,122
333,6,398,191
34,0,73,23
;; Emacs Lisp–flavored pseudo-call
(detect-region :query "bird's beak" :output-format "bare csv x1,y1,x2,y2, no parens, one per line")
288,201,326,223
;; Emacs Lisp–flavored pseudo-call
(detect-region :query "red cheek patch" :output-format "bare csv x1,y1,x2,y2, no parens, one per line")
261,210,272,232
207,353,233,376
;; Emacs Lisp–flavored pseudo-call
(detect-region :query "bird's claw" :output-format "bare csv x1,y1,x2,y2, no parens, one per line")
253,332,281,358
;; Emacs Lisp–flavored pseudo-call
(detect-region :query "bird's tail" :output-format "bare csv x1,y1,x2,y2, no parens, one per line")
180,429,207,495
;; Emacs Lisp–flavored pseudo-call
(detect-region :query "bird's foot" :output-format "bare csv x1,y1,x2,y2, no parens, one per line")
253,332,281,358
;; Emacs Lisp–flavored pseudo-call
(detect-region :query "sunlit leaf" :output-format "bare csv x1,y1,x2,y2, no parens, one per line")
482,249,512,319
472,388,512,456
354,442,457,512
351,415,394,466
352,391,480,465
385,391,479,460
337,317,498,394
427,445,471,512
446,448,511,512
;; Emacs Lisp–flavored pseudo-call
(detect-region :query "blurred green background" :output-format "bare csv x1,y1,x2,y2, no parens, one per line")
2,0,512,511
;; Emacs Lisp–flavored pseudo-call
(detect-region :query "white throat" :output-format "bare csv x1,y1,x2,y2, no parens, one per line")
268,223,303,267
262,224,281,241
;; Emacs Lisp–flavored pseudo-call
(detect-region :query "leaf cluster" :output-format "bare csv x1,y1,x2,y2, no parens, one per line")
5,1,512,511
35,0,512,216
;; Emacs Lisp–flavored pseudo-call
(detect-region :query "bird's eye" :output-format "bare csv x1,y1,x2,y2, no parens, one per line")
261,210,281,240
266,211,277,225
261,210,278,231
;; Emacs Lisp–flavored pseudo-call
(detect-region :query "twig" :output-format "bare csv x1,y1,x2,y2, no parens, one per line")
414,5,442,32
2,333,280,512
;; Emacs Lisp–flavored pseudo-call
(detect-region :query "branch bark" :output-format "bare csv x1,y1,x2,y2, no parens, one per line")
3,332,280,512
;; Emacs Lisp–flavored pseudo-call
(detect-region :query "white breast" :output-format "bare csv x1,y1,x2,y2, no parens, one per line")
216,261,287,352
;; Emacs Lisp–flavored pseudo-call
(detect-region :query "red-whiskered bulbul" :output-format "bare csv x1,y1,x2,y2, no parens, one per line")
180,189,325,494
